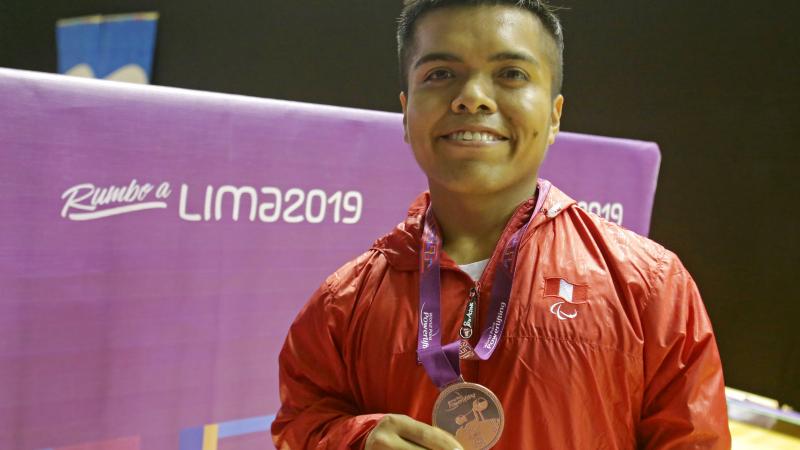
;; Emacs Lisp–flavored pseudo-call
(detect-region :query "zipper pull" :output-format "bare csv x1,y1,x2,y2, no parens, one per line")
460,286,479,339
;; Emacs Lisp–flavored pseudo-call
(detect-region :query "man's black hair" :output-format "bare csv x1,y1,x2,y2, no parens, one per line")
397,0,564,97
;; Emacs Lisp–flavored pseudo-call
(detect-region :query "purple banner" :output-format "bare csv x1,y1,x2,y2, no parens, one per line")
543,132,661,236
0,68,659,450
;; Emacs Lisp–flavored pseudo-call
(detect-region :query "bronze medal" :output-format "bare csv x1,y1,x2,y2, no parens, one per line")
432,382,504,450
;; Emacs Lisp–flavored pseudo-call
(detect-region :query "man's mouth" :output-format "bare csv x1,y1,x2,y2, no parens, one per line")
443,130,507,143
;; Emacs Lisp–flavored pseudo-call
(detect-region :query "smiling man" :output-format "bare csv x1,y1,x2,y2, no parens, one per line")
271,1,731,449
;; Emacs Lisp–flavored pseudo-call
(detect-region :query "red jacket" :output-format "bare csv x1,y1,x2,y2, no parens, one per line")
272,184,731,449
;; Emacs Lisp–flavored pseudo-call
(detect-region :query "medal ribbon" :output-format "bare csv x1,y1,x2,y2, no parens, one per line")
417,180,551,389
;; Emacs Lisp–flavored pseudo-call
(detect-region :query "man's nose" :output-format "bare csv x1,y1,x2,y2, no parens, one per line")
450,76,497,114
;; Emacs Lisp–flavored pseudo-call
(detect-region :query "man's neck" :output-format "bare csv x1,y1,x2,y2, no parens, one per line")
429,180,538,265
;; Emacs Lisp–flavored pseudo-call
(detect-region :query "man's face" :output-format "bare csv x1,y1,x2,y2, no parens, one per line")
400,5,564,197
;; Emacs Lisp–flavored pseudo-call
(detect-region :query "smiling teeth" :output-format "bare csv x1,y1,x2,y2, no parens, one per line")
447,131,502,142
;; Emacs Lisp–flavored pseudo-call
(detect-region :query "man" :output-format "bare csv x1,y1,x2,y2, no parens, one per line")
272,1,731,449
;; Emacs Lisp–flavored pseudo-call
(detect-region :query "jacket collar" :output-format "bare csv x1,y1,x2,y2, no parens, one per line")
371,180,577,272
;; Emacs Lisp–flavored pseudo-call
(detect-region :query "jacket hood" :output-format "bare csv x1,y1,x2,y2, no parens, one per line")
371,180,577,271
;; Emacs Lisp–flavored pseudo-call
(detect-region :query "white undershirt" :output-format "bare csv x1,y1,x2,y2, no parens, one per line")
458,258,489,282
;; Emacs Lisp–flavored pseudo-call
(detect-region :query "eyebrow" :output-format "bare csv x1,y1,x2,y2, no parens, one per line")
413,52,462,69
413,51,540,70
490,51,540,67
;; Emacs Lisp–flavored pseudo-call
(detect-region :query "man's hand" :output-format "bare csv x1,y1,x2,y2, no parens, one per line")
365,414,463,450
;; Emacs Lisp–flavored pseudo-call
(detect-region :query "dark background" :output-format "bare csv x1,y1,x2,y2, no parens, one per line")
2,0,798,408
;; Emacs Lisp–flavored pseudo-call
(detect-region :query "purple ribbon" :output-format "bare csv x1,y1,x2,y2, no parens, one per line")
417,180,551,389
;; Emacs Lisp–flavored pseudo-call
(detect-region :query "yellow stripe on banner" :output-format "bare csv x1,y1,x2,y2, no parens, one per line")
104,12,160,22
202,424,219,450
730,420,800,450
56,15,103,27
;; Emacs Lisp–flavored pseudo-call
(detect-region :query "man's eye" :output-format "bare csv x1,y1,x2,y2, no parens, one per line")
500,69,529,81
424,69,453,81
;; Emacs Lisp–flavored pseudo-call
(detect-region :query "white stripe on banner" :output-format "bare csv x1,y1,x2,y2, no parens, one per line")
68,202,167,221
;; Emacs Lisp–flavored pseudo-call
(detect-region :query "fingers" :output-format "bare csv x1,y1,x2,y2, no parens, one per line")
395,415,462,450
366,414,463,450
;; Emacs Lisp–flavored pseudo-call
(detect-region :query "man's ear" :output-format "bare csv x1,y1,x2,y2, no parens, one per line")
399,91,409,143
547,94,564,145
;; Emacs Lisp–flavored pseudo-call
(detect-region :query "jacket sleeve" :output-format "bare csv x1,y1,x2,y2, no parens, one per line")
638,251,731,449
271,281,384,449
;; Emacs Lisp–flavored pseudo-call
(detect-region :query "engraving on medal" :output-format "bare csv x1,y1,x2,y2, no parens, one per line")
432,382,504,450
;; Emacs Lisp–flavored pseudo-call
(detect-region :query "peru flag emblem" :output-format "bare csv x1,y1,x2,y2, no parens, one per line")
544,278,589,320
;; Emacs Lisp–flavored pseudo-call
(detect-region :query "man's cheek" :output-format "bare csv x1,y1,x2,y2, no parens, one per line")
413,94,445,112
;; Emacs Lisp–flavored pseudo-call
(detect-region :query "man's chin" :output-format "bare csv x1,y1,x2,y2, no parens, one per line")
429,177,509,197
427,172,539,201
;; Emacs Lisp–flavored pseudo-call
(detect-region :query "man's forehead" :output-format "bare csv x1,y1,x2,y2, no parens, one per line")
410,5,553,64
